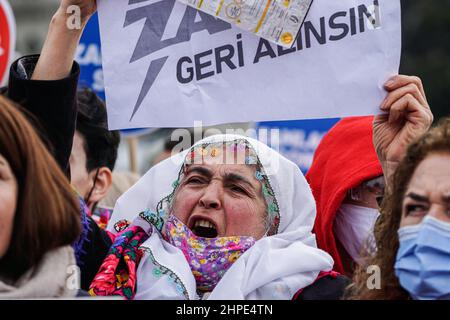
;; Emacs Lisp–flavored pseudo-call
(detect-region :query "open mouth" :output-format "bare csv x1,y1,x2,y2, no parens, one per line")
191,219,218,238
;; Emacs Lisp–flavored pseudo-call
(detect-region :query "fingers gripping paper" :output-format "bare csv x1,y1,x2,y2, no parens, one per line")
97,0,401,130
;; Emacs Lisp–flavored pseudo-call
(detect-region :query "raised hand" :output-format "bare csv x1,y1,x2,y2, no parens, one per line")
58,0,97,26
32,0,97,80
373,75,434,181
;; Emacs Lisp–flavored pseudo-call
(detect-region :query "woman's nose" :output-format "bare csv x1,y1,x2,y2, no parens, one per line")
199,183,222,210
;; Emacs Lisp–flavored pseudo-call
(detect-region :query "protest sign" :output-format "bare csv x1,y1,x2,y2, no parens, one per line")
256,118,340,174
177,0,313,48
77,13,155,137
97,0,401,130
0,0,15,86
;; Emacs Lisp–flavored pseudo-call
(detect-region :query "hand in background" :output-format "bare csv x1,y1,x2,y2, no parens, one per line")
373,75,434,181
32,0,97,80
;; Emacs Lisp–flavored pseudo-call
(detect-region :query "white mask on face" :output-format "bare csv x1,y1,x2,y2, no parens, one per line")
333,204,380,264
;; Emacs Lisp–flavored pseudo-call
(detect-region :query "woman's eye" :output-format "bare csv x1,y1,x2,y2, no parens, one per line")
230,185,247,195
406,204,428,216
187,177,205,184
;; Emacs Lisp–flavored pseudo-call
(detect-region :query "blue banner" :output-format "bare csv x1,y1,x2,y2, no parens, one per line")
256,118,340,174
77,13,104,100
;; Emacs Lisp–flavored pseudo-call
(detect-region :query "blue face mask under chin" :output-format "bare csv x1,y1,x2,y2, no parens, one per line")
394,216,450,300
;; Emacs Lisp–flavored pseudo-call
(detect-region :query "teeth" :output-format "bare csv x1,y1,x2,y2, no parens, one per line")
194,220,216,230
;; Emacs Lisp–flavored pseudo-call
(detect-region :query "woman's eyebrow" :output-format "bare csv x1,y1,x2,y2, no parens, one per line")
185,166,213,178
224,173,255,190
405,192,429,202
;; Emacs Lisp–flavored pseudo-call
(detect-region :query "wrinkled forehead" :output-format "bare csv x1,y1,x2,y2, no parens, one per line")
179,143,263,193
184,140,258,166
407,154,450,197
183,162,259,181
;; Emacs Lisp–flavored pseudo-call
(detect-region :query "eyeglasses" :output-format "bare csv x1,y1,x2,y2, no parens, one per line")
349,176,386,208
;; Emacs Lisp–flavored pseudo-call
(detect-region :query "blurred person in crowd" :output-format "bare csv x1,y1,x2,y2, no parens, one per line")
70,88,121,227
152,136,178,166
1,0,111,291
0,96,81,298
307,75,432,278
307,117,384,276
348,118,449,300
97,171,141,229
152,129,196,166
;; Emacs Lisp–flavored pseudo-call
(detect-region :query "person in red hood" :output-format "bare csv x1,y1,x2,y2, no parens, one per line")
306,116,384,276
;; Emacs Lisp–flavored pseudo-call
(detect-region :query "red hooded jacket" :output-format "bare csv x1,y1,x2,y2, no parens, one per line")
306,116,383,274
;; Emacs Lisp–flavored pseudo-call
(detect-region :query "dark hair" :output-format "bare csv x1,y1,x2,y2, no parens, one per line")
0,96,81,280
347,118,450,300
76,88,120,172
165,129,196,152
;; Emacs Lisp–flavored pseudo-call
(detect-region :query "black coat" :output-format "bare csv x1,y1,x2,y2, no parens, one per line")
295,274,351,300
1,55,112,291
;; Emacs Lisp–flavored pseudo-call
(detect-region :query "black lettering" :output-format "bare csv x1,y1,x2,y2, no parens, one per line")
277,45,296,56
358,0,380,33
329,11,349,41
253,39,277,64
350,8,357,36
176,56,194,83
296,31,303,51
194,50,214,81
214,45,237,74
236,34,244,67
178,7,232,40
304,17,326,48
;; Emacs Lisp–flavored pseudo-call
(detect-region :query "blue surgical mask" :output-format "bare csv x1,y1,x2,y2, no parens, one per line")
394,216,450,300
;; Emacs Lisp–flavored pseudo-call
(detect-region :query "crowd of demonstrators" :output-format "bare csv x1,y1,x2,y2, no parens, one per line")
0,0,449,300
86,74,435,300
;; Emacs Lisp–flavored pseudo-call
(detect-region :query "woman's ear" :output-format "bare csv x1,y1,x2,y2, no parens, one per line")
89,167,113,206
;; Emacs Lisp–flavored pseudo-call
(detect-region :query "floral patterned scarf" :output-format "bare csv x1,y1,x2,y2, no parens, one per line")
162,215,256,293
89,225,149,299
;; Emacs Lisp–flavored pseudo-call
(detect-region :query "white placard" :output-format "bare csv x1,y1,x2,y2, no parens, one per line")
98,0,401,130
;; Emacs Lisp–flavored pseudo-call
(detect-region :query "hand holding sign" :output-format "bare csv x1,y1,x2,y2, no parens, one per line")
373,75,434,182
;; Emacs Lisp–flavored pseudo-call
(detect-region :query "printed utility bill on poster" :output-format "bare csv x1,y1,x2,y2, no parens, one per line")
98,0,401,130
179,0,313,48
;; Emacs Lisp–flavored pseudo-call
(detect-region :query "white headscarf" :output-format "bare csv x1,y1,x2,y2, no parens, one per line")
108,134,333,300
